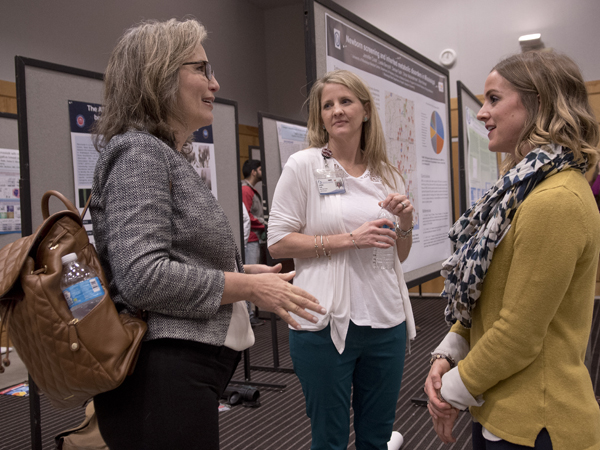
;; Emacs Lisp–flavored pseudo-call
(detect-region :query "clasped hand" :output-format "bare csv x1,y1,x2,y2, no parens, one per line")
349,193,413,249
424,359,460,444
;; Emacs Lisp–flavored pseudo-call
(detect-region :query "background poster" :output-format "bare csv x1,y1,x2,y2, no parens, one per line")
192,126,218,199
0,148,20,234
69,100,102,244
276,121,308,169
465,106,497,206
325,14,451,272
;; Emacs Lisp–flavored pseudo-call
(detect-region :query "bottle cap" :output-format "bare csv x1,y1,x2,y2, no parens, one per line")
61,253,78,265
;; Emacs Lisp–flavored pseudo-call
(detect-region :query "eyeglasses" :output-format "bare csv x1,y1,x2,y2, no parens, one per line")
181,60,214,81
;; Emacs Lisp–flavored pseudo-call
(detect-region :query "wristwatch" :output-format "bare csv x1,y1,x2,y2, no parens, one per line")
430,353,456,368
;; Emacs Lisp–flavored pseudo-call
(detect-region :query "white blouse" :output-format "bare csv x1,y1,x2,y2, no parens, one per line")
268,147,416,353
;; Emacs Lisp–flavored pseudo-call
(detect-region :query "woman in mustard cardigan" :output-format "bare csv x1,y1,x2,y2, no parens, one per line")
424,51,600,449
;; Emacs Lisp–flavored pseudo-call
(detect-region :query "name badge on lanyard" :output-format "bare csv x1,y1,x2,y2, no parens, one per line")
314,148,347,195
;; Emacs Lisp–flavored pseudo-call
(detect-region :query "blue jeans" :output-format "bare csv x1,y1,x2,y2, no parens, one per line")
289,321,406,450
472,422,553,450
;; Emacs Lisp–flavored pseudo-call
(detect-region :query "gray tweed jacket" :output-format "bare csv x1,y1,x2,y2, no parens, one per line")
91,130,242,346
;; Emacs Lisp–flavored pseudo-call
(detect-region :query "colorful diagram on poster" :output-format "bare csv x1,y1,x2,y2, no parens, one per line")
430,111,445,154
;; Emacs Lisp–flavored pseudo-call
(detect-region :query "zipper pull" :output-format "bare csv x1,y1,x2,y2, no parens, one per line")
68,319,80,351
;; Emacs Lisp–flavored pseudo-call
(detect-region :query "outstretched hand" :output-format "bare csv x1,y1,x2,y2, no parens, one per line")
248,269,326,330
244,262,283,275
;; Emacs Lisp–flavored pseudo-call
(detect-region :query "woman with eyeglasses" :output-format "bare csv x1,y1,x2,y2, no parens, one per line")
90,18,325,450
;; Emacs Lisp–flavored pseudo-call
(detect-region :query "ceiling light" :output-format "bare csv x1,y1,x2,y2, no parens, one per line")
519,33,544,52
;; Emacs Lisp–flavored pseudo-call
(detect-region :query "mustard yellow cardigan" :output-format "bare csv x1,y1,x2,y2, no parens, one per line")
451,169,600,449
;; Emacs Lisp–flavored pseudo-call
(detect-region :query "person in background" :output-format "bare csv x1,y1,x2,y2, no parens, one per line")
90,18,325,450
241,159,267,326
241,159,266,264
268,69,416,449
424,51,600,449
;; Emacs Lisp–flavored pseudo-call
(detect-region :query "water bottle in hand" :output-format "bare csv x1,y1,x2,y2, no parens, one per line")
60,253,105,320
372,207,396,270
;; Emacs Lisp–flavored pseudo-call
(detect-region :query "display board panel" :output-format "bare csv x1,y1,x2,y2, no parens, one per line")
305,0,454,287
457,80,499,215
212,98,244,251
258,112,307,214
0,113,20,248
15,57,243,251
16,57,104,236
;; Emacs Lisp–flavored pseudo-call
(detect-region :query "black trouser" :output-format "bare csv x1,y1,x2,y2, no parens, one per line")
472,422,553,450
95,338,241,450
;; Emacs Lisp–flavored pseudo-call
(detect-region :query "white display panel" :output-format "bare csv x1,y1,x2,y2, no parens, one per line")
306,0,454,285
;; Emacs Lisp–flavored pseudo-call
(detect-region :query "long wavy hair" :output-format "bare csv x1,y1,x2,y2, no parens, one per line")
93,18,206,151
306,70,401,190
493,51,599,173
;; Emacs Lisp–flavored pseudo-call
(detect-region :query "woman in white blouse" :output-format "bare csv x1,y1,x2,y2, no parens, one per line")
268,70,416,449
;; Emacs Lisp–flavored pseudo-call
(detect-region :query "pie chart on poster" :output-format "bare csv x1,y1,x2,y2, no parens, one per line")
430,111,445,154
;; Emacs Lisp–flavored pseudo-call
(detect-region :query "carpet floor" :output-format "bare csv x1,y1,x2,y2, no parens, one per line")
0,297,598,449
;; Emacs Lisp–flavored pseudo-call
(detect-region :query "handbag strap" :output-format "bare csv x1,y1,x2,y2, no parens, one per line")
41,191,79,219
41,190,92,222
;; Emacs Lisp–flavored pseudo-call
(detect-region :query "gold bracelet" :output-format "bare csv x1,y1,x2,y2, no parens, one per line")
350,232,360,250
321,235,331,260
314,235,320,258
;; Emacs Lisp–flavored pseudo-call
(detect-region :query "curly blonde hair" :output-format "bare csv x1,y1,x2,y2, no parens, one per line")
93,18,207,151
493,51,599,173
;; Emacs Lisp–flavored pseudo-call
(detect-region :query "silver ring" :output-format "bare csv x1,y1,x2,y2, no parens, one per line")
401,201,408,209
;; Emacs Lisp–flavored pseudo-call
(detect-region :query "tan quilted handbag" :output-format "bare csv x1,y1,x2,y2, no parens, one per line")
0,190,146,409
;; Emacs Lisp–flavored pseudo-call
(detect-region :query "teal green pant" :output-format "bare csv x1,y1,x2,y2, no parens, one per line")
289,321,406,450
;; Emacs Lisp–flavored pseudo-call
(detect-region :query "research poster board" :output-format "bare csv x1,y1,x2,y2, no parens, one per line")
457,81,499,214
258,112,308,214
190,126,218,199
16,57,243,252
305,0,454,286
0,113,20,248
16,57,104,238
276,121,308,170
68,100,102,243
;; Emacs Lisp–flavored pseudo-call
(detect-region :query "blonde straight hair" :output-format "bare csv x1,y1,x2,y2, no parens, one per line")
93,18,207,151
306,70,402,190
493,51,600,174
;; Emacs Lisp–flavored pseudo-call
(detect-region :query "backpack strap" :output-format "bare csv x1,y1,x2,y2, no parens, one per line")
81,194,93,221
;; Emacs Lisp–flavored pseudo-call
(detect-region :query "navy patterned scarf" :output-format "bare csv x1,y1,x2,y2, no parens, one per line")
442,144,586,328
